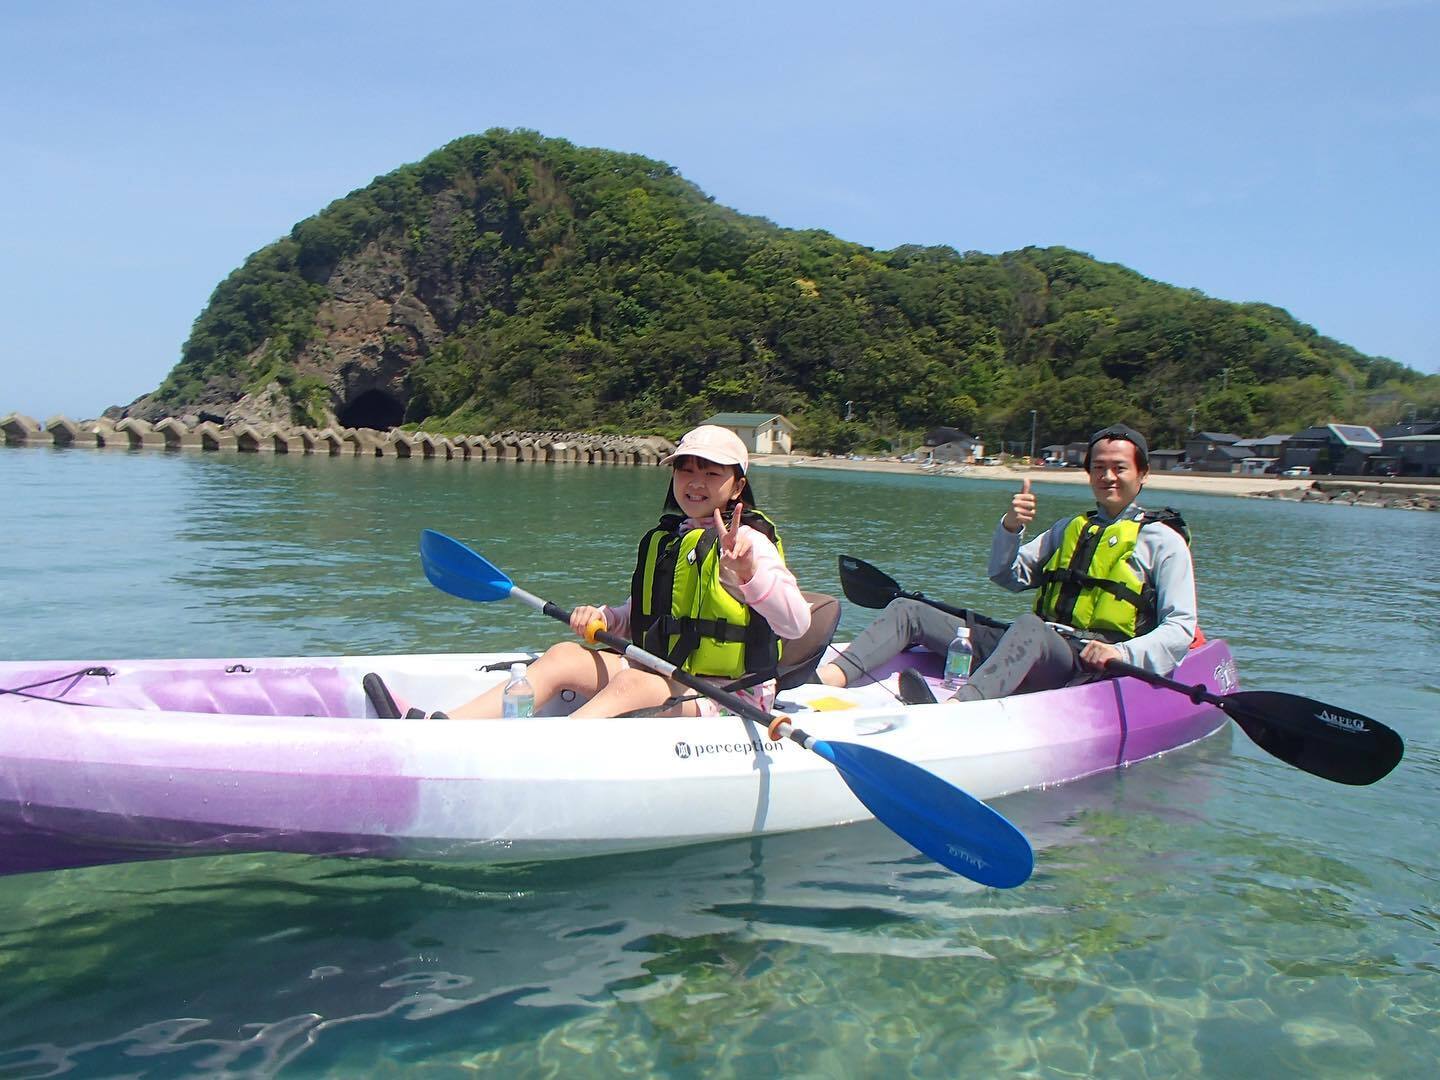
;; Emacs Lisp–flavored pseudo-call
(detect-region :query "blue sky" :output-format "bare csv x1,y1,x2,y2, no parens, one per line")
3,0,1435,420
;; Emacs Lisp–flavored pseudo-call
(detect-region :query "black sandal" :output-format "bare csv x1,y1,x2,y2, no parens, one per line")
363,673,403,719
898,668,938,705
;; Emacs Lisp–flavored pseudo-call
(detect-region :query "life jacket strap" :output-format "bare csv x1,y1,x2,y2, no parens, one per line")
1035,566,1150,610
649,614,748,644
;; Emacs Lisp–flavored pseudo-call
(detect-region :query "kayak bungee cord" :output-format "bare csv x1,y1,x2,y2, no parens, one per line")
0,666,115,706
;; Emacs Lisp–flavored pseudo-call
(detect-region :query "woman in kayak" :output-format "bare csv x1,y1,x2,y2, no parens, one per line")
442,425,811,719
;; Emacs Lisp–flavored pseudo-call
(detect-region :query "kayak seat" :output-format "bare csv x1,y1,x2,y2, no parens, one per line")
775,592,842,691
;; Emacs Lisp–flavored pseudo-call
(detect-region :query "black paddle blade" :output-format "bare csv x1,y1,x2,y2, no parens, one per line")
838,555,902,610
1219,690,1403,786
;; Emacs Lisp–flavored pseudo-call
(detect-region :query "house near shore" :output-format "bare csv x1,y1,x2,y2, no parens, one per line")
923,427,984,464
1233,434,1288,462
1036,442,1086,465
1185,430,1297,474
1380,421,1440,476
1196,442,1252,474
1381,420,1440,440
1280,424,1382,475
1221,433,1290,475
1150,448,1183,472
1183,431,1240,466
701,413,795,455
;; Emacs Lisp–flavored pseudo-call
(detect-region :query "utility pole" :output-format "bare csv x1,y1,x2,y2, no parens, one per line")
1029,409,1037,462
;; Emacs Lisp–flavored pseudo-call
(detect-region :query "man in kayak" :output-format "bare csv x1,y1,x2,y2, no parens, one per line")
816,423,1198,702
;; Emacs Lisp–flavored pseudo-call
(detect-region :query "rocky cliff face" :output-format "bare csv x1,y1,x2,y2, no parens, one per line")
293,239,444,427
121,236,445,429
117,141,522,429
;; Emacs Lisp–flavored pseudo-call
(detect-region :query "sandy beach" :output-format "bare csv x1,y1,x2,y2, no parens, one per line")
750,455,1284,498
753,456,1440,510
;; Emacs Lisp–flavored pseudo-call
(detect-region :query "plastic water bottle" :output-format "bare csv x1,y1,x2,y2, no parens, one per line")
501,662,535,718
943,626,974,691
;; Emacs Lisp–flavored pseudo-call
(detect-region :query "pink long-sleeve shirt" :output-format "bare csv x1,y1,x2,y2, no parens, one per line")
601,519,811,642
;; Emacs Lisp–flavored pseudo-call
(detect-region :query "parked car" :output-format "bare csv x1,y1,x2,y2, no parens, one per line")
1281,466,1312,478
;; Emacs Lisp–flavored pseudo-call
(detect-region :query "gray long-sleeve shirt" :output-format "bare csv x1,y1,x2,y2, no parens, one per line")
987,500,1198,674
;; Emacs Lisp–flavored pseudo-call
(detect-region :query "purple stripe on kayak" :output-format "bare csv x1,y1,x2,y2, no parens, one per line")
0,801,404,877
6,757,422,835
1,662,356,716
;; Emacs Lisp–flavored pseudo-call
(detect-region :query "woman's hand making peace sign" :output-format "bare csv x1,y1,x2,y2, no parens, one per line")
714,503,756,585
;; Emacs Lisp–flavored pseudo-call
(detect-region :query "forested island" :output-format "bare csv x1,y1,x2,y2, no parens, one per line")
119,129,1438,453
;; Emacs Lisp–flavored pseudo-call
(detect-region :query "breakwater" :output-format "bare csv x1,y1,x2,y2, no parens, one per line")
0,413,671,466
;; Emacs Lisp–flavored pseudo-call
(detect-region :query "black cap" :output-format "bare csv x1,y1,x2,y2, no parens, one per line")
1084,424,1149,469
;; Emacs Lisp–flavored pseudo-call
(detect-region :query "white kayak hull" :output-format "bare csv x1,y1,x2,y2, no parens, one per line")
0,642,1238,876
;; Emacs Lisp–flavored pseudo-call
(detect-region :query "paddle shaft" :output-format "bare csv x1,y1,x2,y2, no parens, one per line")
510,584,812,743
896,589,1009,630
1098,654,1221,703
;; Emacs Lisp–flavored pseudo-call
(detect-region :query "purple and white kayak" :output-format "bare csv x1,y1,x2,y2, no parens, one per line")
0,641,1237,878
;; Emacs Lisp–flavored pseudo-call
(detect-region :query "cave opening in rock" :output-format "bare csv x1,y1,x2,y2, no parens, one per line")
337,389,405,431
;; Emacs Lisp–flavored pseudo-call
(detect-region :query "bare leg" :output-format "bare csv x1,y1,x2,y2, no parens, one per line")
570,665,701,718
447,641,625,718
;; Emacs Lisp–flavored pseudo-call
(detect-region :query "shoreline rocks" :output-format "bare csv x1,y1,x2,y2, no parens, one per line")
1246,480,1438,511
0,413,674,467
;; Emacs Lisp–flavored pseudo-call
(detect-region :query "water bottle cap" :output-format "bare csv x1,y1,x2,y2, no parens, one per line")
510,662,527,677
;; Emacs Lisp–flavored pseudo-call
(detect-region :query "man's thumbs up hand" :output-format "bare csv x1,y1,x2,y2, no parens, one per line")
1004,477,1036,533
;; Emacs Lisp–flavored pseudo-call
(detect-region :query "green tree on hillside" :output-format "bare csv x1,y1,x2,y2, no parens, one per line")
129,129,1435,447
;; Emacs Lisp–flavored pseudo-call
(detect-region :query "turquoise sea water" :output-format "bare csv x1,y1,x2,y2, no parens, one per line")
0,448,1436,1077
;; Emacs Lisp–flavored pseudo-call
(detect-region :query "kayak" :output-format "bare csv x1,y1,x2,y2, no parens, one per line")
0,641,1236,878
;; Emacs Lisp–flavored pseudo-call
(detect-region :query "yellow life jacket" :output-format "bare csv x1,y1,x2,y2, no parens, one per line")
629,508,785,678
1033,509,1190,641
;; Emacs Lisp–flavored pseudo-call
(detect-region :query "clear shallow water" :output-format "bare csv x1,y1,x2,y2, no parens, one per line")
0,449,1436,1077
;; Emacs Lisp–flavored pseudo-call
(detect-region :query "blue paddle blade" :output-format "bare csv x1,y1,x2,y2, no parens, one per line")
814,738,1034,888
419,530,515,603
